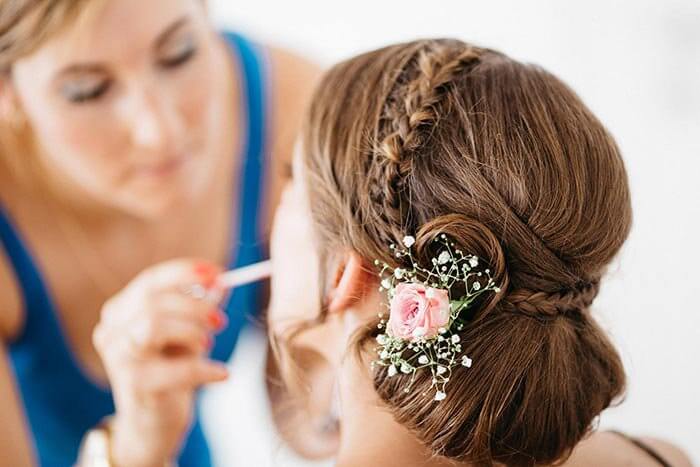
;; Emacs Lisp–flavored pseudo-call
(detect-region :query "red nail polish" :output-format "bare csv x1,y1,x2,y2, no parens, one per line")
194,263,220,288
207,310,228,330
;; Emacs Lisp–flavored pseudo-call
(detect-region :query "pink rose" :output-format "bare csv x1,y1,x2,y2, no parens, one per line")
388,283,450,341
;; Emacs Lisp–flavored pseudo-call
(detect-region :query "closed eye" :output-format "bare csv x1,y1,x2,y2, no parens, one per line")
61,77,111,104
158,34,198,69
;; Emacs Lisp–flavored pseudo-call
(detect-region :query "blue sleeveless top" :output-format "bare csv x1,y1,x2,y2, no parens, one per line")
0,32,269,467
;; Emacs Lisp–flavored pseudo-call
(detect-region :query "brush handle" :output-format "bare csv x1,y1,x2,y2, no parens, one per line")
216,260,272,289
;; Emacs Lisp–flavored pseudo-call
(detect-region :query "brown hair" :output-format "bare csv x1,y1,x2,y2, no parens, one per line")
299,39,631,466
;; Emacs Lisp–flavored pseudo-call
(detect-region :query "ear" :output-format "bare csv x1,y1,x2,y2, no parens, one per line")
326,251,373,315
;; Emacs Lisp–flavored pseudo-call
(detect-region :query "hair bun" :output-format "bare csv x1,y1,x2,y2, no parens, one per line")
412,214,600,321
412,214,510,311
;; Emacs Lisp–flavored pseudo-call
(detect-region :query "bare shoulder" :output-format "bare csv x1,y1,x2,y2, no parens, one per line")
265,44,323,154
637,436,694,467
565,430,694,467
266,45,323,103
266,44,322,137
260,44,323,231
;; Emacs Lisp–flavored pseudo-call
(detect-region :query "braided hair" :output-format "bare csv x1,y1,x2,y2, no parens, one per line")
299,38,631,466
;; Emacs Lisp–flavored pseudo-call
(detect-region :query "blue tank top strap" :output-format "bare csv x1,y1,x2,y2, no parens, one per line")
0,203,116,466
0,202,113,397
210,32,270,363
1,205,211,467
0,204,56,341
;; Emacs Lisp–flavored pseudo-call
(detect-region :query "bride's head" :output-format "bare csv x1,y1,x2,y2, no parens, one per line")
269,38,631,466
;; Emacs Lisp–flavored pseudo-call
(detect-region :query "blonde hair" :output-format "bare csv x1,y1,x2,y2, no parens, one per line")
0,0,104,71
0,0,104,185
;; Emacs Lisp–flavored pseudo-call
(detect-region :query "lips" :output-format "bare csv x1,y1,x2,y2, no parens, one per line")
135,153,188,178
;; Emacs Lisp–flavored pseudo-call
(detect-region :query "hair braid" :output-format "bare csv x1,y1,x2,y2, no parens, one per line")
365,41,482,244
300,38,632,464
501,279,601,319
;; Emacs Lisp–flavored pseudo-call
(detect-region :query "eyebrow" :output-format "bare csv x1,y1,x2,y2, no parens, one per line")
54,16,190,78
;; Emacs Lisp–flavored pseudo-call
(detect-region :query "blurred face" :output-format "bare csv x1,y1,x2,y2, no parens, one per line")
8,0,230,216
268,147,323,341
269,146,379,375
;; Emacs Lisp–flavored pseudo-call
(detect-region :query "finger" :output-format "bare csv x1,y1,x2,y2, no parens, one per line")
139,358,229,393
180,282,225,306
104,260,224,332
129,315,211,355
153,293,229,333
139,259,223,297
96,297,227,362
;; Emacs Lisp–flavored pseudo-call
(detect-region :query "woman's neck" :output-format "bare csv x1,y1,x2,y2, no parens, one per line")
335,352,461,467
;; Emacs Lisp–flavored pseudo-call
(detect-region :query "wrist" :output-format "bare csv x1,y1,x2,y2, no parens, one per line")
77,414,176,467
110,415,176,467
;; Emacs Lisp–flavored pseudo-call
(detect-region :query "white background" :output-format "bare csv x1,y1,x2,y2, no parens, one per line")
202,0,700,465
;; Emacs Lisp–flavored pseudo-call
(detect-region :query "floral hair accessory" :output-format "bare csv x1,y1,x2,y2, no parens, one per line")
372,234,500,401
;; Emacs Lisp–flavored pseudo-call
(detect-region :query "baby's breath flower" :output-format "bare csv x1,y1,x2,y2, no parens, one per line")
372,233,500,402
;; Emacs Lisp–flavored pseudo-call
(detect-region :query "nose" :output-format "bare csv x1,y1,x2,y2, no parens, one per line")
133,105,163,149
123,84,180,151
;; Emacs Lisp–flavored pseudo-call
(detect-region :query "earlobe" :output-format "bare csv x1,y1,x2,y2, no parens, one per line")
327,252,372,315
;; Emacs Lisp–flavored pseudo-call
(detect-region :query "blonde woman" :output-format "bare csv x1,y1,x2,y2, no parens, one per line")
0,0,317,465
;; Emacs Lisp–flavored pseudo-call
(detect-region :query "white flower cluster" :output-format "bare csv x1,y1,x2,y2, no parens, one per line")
372,234,500,401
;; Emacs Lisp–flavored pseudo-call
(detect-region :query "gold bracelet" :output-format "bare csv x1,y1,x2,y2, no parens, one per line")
76,416,114,467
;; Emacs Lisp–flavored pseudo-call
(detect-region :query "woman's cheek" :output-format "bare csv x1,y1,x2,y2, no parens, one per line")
176,70,211,136
175,44,221,141
269,187,321,334
35,105,128,189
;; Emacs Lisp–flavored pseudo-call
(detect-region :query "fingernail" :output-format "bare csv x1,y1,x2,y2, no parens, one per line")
207,310,228,330
194,263,220,288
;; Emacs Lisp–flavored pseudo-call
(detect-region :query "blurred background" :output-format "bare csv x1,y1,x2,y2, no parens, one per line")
201,0,700,465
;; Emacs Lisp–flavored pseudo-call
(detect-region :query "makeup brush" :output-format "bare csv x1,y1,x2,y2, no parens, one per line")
216,259,272,289
183,260,272,301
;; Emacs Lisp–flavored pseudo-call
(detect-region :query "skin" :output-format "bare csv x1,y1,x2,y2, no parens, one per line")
267,149,694,467
0,0,319,465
